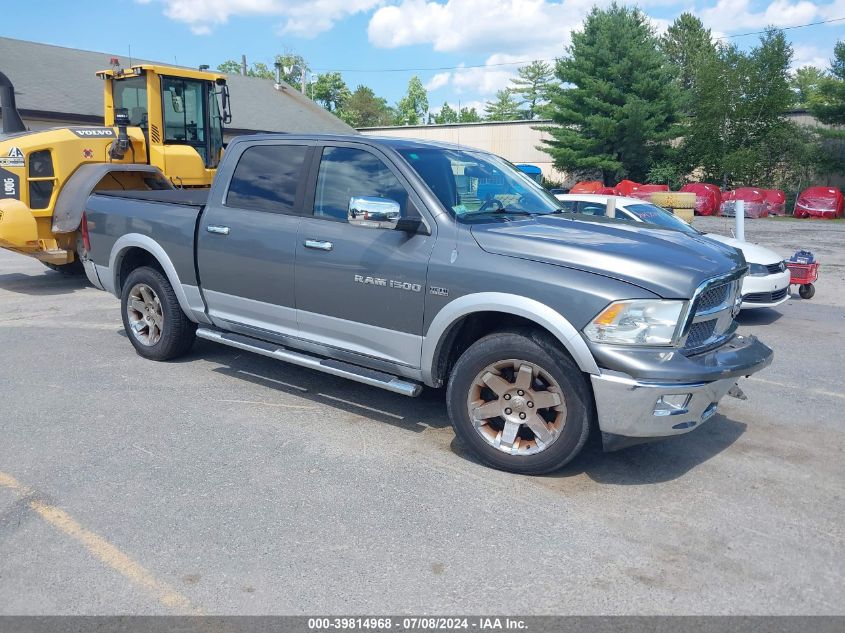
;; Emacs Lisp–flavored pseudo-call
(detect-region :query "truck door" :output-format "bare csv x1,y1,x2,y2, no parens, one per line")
294,144,435,368
196,141,312,339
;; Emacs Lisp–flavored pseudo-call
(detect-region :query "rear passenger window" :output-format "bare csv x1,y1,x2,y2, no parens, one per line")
226,145,308,213
313,147,408,221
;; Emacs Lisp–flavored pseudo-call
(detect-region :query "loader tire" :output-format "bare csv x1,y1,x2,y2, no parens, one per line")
43,258,85,276
650,192,696,209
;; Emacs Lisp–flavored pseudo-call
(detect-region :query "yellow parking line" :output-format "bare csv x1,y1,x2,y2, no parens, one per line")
0,471,201,614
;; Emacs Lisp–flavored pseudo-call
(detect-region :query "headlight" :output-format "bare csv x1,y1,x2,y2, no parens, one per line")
584,299,685,346
748,263,769,276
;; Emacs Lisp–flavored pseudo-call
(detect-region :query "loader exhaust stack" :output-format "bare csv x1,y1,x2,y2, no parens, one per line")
0,71,27,135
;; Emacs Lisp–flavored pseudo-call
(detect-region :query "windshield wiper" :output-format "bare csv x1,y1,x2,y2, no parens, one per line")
470,208,535,217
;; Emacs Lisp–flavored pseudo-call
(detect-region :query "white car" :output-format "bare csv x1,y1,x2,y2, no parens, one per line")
555,194,791,310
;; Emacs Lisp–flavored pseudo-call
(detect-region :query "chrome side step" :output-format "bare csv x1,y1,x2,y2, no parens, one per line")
195,328,423,397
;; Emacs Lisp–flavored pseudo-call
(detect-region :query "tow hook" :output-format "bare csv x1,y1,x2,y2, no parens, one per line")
728,384,747,400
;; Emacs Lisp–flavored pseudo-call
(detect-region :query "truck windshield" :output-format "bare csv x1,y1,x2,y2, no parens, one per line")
397,147,561,222
622,203,700,235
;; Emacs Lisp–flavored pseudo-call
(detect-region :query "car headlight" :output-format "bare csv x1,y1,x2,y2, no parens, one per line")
583,299,685,346
748,263,769,276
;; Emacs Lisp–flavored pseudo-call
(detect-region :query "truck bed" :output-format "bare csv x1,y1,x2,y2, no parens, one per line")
93,188,209,207
85,190,205,288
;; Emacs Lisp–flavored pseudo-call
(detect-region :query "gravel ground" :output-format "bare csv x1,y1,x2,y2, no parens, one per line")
0,217,843,615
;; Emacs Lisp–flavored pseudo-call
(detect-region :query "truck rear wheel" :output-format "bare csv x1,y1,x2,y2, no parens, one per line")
120,266,196,361
446,329,592,474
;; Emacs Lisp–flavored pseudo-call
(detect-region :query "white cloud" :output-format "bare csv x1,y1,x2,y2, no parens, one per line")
138,0,381,36
367,0,603,55
699,0,819,33
792,44,832,69
425,72,452,91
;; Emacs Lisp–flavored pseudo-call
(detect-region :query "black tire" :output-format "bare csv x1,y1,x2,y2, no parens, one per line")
120,266,196,361
446,328,593,474
43,257,85,276
799,283,815,299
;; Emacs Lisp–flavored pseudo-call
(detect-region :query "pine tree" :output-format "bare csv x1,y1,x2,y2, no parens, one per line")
510,60,554,119
542,3,679,183
660,13,716,93
484,89,522,121
435,102,459,124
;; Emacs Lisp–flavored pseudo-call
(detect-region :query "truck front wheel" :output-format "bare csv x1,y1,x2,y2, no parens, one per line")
120,266,196,361
446,329,593,474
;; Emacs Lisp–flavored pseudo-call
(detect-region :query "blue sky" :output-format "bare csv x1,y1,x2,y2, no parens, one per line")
3,0,844,113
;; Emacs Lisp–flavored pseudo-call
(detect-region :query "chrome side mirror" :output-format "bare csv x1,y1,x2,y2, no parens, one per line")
348,196,401,229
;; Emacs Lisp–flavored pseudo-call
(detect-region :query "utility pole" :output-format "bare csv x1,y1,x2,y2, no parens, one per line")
241,55,248,76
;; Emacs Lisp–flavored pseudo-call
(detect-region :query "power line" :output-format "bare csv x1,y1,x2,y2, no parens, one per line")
310,16,845,74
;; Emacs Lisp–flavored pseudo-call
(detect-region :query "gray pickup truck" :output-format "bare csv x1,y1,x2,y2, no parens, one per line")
81,134,773,474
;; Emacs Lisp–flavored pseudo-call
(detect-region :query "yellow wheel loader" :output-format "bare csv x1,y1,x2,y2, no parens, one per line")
0,61,231,272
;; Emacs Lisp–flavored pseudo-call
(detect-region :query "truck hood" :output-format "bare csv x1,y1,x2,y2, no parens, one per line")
470,214,746,298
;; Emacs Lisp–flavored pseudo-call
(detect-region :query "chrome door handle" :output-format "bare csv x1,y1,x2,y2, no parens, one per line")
304,239,333,251
207,225,230,235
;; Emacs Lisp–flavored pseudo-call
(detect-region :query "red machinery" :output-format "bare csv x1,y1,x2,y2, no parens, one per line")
793,186,844,219
721,188,768,218
680,183,722,216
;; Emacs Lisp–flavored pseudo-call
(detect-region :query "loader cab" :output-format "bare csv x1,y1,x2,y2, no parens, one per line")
100,64,231,187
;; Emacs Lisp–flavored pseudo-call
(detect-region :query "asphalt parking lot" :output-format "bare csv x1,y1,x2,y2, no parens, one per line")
0,217,843,615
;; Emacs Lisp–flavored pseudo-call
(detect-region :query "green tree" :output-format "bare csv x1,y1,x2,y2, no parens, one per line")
340,85,394,127
395,76,429,125
312,72,351,113
792,66,826,109
660,13,716,93
459,107,482,123
809,41,845,125
682,29,798,187
542,3,679,183
274,52,309,89
434,102,459,124
217,60,243,75
484,89,523,121
510,60,555,119
216,59,273,79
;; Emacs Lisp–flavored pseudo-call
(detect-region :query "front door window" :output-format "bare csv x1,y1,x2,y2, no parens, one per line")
162,77,208,164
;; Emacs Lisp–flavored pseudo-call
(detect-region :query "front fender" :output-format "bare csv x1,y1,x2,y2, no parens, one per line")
421,292,600,386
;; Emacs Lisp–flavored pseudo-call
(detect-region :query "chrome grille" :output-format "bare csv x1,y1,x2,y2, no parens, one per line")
685,320,717,348
697,284,730,312
765,261,787,275
682,277,742,355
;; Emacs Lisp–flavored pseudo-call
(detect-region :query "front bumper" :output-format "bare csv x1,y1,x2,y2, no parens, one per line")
590,334,773,447
740,270,790,309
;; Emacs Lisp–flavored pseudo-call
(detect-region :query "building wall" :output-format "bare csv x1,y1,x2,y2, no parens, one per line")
360,120,571,185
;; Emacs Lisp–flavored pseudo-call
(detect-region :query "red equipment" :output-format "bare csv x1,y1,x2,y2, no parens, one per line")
570,180,604,194
680,183,721,216
615,180,642,196
628,184,669,201
762,189,786,216
595,186,620,195
721,188,768,218
786,261,820,299
793,186,844,219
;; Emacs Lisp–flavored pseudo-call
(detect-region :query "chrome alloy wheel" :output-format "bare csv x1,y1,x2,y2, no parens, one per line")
126,283,163,346
466,359,566,456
